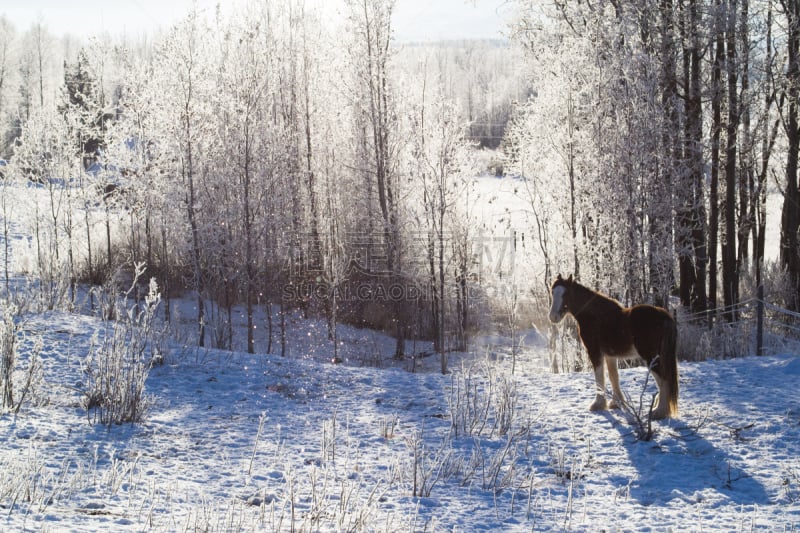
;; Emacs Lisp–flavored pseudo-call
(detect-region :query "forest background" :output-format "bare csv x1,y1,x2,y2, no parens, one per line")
1,0,799,368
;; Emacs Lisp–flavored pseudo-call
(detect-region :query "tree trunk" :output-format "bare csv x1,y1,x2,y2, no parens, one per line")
161,219,171,323
1,186,9,296
677,0,695,309
356,0,405,358
280,299,287,357
244,121,255,354
688,0,708,313
782,0,800,311
653,0,678,309
105,203,112,275
722,0,740,321
455,247,468,352
710,0,724,317
266,302,273,354
303,61,328,341
438,209,446,374
756,4,777,289
738,0,754,270
185,129,205,347
567,90,580,279
428,235,441,353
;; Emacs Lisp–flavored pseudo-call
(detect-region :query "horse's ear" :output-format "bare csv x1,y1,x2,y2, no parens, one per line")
556,273,563,281
567,274,574,283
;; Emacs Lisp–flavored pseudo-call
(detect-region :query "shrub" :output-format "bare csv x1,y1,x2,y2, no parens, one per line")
0,298,42,414
82,265,162,425
0,300,18,410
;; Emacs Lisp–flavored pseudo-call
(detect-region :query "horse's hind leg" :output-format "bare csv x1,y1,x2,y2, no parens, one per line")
650,370,670,420
606,357,623,409
589,354,608,411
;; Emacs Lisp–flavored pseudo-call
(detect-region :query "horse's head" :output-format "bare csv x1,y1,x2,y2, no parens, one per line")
549,274,574,323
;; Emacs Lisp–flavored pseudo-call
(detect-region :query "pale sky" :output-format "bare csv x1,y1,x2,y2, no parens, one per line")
0,0,511,42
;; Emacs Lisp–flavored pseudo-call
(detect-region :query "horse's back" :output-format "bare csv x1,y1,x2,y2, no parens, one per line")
628,304,674,326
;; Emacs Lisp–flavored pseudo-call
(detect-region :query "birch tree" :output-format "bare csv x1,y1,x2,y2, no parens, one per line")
214,10,274,353
345,0,408,358
153,10,215,346
406,56,470,373
0,16,15,156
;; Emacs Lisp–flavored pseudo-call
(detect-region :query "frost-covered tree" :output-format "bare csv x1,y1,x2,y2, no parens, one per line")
213,10,274,353
344,0,410,358
106,42,186,322
781,0,800,311
404,56,472,372
507,0,779,324
292,4,346,346
59,41,120,289
11,104,82,309
506,6,600,289
151,10,217,347
61,48,104,169
17,21,58,121
0,16,17,158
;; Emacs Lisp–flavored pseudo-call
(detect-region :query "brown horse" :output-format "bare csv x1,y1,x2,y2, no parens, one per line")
548,274,679,419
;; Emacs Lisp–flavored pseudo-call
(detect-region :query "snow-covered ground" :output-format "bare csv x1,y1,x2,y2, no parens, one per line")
1,305,799,531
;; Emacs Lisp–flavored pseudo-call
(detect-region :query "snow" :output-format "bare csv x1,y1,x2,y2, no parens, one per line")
1,304,799,531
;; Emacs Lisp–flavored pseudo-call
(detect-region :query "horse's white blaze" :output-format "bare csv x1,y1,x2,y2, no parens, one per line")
549,286,567,323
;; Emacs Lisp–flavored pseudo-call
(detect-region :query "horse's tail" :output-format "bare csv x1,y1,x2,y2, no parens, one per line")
660,315,679,417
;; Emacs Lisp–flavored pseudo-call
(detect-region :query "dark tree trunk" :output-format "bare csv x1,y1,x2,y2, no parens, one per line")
685,0,708,313
358,0,406,358
244,134,255,354
782,0,800,311
722,0,740,322
185,132,205,347
677,0,697,309
710,0,725,316
428,236,441,353
653,0,678,309
756,5,778,289
738,0,754,270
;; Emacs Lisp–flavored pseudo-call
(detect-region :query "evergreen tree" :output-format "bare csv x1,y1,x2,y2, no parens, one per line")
60,48,108,170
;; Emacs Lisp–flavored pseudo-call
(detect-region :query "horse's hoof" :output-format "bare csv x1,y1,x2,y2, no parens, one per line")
650,410,668,420
589,397,607,411
608,399,621,410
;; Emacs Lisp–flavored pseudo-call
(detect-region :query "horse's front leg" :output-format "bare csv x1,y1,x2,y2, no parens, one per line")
606,357,624,410
589,351,608,411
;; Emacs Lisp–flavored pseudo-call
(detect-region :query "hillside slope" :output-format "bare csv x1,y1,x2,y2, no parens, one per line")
1,311,798,531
